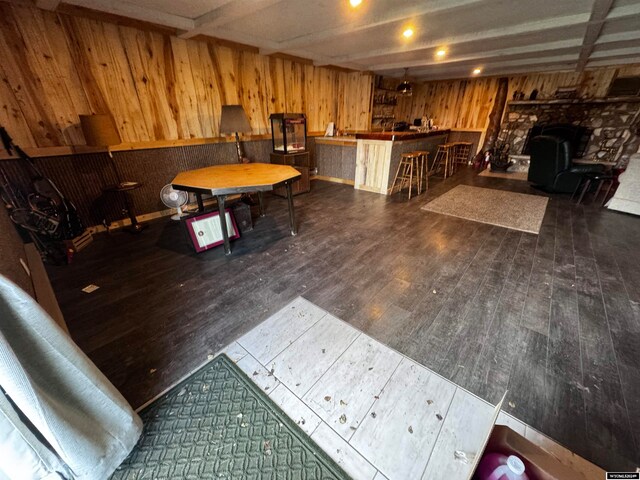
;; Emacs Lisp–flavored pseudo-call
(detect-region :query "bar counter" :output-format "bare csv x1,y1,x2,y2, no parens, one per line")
315,130,450,194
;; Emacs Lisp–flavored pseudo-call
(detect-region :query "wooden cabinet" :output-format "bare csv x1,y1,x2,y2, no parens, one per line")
270,152,310,196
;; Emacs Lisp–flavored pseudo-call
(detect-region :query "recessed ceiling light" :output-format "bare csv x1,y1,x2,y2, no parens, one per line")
349,0,362,7
403,28,414,38
436,49,446,57
472,68,482,75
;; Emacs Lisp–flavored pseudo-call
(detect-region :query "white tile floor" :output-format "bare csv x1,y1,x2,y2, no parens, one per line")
217,297,598,480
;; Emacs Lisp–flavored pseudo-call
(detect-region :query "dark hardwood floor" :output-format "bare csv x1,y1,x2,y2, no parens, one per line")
47,167,640,471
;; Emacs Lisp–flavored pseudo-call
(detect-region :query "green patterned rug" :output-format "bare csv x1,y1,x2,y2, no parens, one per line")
112,355,350,479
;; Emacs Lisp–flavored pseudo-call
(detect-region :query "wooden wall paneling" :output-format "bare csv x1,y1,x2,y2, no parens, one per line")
28,9,92,144
463,80,478,127
356,73,373,131
429,82,450,128
453,80,469,128
336,72,347,131
58,14,111,121
215,45,241,106
304,65,338,132
466,78,497,129
65,15,151,142
283,59,306,114
119,26,180,140
237,50,269,135
578,68,617,98
480,78,500,128
186,40,222,137
303,64,319,131
395,92,414,124
0,62,35,147
337,73,372,131
265,56,286,117
0,5,69,146
434,82,450,127
407,82,429,121
411,77,499,131
169,36,204,139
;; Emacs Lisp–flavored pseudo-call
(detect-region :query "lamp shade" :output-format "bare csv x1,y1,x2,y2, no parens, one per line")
219,105,252,134
79,114,121,146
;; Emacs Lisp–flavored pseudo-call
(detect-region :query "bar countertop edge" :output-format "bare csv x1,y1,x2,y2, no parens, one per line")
355,129,451,141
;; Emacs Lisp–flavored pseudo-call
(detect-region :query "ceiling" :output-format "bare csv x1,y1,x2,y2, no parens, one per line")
40,0,640,81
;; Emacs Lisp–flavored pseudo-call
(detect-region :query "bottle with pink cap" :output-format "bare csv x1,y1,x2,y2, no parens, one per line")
475,453,531,480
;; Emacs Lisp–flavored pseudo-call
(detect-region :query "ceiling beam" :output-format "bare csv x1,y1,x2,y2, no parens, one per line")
407,53,579,79
331,12,591,64
575,0,615,72
370,39,582,72
589,46,640,59
36,0,60,10
597,30,640,45
607,2,640,19
192,26,281,51
259,0,485,54
413,63,579,82
587,56,640,68
63,0,193,31
179,0,282,40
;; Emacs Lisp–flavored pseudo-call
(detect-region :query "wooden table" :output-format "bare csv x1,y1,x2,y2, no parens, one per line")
171,163,301,255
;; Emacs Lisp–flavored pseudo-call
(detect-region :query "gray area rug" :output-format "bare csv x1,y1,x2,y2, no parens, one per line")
111,355,349,479
421,185,549,234
478,169,528,181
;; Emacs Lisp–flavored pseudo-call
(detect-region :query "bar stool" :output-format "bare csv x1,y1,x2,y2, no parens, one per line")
452,142,472,167
430,143,456,178
412,150,429,194
391,152,421,200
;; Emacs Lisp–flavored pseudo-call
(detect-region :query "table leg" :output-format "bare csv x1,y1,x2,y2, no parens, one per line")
285,182,297,236
217,195,231,255
257,191,265,217
196,193,204,212
124,192,145,233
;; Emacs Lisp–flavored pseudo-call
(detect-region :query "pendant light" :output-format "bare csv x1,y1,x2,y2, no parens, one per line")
397,68,412,96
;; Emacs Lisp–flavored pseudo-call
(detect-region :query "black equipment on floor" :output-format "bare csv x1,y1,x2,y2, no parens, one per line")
0,127,84,263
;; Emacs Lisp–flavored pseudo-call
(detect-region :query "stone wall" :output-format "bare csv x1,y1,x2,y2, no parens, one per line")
500,99,640,168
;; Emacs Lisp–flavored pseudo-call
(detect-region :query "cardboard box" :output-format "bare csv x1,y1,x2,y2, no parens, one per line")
473,426,604,480
469,396,606,480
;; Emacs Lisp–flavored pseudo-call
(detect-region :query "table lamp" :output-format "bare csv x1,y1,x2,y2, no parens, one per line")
219,105,252,163
80,114,144,232
80,114,121,152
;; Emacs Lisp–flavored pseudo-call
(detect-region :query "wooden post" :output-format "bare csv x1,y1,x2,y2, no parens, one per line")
473,77,508,166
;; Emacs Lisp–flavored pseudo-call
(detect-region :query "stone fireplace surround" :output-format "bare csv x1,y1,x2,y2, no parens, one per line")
500,97,640,171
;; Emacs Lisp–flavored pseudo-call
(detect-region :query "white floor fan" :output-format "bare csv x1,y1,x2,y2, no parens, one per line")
160,184,189,220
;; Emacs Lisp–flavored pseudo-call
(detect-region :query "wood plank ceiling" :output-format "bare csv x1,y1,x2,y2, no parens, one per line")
36,0,640,81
